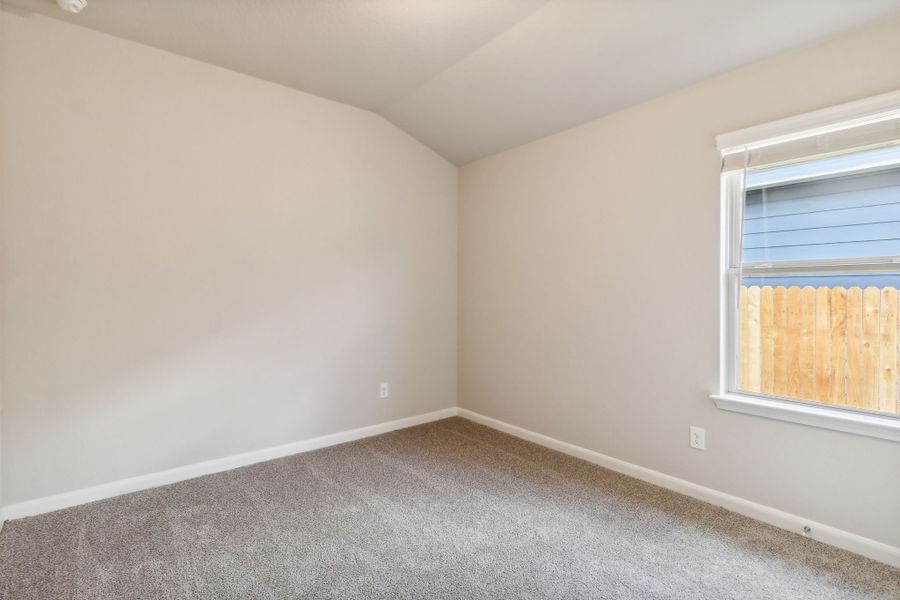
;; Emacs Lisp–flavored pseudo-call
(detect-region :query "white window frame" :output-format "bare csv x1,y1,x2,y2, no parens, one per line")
711,90,900,443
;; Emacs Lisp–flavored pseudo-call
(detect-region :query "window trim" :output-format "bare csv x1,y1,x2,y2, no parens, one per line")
710,392,900,442
712,92,900,442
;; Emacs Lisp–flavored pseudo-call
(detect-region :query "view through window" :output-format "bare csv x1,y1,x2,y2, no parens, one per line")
731,143,900,417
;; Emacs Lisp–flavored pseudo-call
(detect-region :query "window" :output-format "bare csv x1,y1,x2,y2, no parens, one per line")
713,92,900,441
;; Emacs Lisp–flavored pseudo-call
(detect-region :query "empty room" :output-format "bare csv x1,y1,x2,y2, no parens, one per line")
1,0,900,598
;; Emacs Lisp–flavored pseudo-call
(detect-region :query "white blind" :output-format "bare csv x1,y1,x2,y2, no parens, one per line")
721,114,900,172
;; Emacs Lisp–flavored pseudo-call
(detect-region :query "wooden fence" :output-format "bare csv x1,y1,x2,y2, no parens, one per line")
739,285,900,415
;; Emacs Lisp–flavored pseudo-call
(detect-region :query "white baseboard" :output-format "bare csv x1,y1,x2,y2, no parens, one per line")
456,408,900,568
4,405,896,568
0,407,458,522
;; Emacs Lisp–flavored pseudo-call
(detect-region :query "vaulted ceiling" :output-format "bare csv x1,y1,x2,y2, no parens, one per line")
5,0,900,164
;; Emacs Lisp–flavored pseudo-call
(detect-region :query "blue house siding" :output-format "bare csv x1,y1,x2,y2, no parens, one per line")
741,165,900,288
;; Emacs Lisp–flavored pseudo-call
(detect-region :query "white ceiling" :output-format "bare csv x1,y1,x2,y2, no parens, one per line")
5,0,900,164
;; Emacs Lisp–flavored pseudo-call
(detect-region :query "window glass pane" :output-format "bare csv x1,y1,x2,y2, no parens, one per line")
736,278,900,416
736,148,900,416
743,165,900,263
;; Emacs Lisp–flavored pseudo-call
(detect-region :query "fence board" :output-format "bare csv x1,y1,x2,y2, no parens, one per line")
773,286,788,396
786,287,802,398
799,287,816,400
846,287,863,408
740,286,749,390
862,287,881,411
760,286,775,394
880,287,898,413
814,286,831,403
829,287,847,405
746,287,761,392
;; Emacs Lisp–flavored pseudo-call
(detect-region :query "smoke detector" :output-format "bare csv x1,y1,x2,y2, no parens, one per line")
57,0,87,13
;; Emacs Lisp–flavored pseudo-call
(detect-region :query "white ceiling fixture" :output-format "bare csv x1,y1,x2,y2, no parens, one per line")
55,0,85,13
4,0,900,164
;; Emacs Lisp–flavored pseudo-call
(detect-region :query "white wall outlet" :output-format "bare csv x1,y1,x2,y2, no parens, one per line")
379,382,389,399
690,426,706,450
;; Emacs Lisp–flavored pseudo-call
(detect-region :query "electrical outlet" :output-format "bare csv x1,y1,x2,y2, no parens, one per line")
379,382,389,399
690,426,706,450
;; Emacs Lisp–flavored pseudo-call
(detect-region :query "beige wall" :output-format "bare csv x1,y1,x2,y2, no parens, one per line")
459,15,900,547
0,11,457,505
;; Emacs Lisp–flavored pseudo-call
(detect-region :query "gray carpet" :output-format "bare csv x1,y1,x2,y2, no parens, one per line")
0,417,897,599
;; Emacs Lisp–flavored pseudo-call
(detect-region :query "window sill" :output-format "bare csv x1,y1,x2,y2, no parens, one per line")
710,393,900,442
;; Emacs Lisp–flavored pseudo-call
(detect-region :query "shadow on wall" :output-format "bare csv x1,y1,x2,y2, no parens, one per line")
4,237,431,504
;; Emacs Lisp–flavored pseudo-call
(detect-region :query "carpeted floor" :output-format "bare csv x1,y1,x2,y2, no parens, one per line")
0,417,897,599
